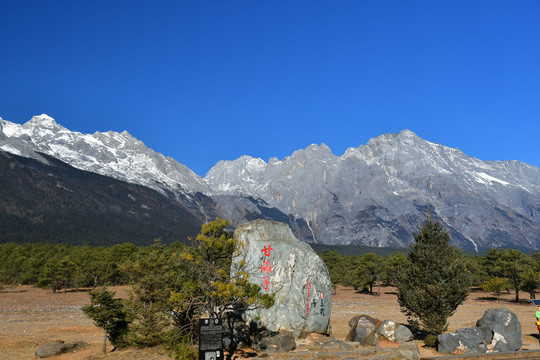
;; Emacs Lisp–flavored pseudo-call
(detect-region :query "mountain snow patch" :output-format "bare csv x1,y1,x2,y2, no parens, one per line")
473,172,510,186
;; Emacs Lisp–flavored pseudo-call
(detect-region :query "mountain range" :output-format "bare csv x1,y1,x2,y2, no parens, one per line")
1,114,539,251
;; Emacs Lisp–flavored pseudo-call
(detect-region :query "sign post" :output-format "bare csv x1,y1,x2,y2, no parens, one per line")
199,318,223,360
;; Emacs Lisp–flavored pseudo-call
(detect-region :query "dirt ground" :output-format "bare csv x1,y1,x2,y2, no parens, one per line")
0,285,539,359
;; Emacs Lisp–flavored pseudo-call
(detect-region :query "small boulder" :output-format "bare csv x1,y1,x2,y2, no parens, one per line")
397,341,420,360
395,324,414,343
35,341,81,358
378,320,397,341
476,308,522,352
255,330,296,353
378,320,413,343
346,315,380,345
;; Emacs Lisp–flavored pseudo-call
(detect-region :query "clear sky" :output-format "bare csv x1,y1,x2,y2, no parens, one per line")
1,1,539,176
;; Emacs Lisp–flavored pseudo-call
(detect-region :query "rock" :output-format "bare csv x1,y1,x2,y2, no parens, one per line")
476,308,522,352
221,312,255,350
35,341,82,358
397,341,420,360
346,315,380,345
232,220,332,337
378,320,397,341
256,330,296,353
438,327,491,354
377,320,413,343
438,308,521,354
395,324,414,343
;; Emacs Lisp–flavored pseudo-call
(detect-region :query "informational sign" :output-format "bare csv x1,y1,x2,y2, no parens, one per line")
199,318,222,360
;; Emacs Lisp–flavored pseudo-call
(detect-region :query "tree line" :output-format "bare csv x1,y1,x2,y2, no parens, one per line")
1,229,539,304
319,241,540,302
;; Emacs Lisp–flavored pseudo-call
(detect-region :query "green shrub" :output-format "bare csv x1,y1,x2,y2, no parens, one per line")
423,334,438,348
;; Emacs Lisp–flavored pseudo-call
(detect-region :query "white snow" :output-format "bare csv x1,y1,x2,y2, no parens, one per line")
1,120,20,137
473,172,510,186
0,144,22,155
0,115,211,195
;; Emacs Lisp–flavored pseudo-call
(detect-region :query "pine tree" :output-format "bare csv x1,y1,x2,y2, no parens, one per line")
82,287,131,352
170,219,273,359
396,213,470,335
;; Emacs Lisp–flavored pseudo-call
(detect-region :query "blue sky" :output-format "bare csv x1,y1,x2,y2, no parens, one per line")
1,1,539,176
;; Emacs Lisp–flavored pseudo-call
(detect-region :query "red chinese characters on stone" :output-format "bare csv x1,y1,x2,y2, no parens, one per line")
261,245,273,257
260,244,273,290
306,281,312,316
260,260,272,274
261,276,270,291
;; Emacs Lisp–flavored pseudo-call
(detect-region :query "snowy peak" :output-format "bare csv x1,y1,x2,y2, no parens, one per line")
205,155,267,194
23,114,68,136
26,114,58,128
0,115,210,195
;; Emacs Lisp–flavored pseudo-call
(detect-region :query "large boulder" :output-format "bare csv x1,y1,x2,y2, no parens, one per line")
476,308,522,352
232,220,331,337
438,327,491,354
346,315,380,345
438,308,522,354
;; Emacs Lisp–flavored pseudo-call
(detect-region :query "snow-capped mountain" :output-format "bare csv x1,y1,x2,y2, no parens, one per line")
0,114,310,243
0,114,210,197
206,130,540,251
2,114,540,251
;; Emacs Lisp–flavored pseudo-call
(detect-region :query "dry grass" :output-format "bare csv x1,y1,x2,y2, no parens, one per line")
0,285,539,359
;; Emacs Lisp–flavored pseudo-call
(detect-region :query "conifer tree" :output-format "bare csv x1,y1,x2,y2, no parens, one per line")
170,219,273,359
396,213,470,335
82,287,131,352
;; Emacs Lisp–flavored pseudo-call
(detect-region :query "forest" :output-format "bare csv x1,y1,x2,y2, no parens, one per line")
1,238,539,301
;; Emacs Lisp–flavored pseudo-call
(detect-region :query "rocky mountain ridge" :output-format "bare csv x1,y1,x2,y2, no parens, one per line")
0,114,211,198
207,130,540,251
2,114,539,251
0,115,309,244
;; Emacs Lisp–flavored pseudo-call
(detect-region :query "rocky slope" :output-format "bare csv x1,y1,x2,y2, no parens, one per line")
206,130,540,251
0,115,309,244
2,114,539,250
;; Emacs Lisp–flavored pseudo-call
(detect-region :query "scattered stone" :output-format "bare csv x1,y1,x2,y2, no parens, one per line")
346,315,381,346
394,324,414,343
397,341,420,360
255,330,296,353
378,320,397,342
377,320,412,343
321,339,355,351
35,341,84,358
476,307,522,352
232,220,332,337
